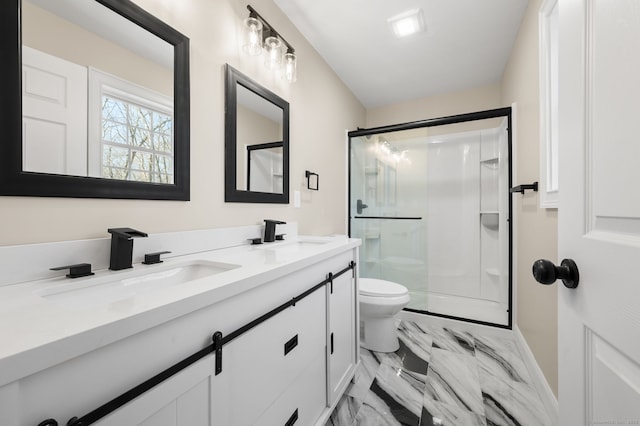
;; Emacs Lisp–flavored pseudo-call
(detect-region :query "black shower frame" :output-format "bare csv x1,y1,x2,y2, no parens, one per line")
348,107,513,329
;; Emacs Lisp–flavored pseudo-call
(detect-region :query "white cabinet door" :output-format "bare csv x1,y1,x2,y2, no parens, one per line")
211,287,326,425
327,272,357,405
255,353,327,426
95,355,214,426
558,0,640,424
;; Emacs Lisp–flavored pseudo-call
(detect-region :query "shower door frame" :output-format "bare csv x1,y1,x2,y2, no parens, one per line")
348,107,513,329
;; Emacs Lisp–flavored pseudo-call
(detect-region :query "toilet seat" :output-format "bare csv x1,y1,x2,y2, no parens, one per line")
359,278,408,298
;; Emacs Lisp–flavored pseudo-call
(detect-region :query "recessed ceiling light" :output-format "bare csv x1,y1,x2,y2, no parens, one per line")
387,8,425,38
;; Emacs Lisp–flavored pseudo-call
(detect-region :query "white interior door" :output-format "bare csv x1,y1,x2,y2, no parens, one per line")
22,46,87,176
558,0,640,424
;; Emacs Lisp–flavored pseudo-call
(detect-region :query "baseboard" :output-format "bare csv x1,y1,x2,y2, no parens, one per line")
513,326,559,425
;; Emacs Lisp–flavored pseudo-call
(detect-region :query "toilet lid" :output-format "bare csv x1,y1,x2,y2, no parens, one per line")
359,278,408,297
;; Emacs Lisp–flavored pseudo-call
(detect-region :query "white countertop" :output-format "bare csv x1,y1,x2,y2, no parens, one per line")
0,235,360,387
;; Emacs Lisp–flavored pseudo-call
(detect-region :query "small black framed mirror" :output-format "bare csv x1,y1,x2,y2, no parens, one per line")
224,64,289,203
0,0,190,200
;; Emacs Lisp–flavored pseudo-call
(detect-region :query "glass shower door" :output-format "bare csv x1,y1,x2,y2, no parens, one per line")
349,131,428,306
349,109,512,327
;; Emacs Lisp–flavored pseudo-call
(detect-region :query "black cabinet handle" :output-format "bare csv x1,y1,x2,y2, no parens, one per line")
284,334,298,356
330,332,334,355
532,259,579,288
285,409,298,426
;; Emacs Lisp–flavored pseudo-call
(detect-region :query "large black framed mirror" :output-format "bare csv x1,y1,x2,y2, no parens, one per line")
225,64,289,203
0,0,190,200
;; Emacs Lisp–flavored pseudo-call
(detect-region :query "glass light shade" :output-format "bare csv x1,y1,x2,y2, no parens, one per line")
283,52,297,83
263,36,283,70
243,17,263,56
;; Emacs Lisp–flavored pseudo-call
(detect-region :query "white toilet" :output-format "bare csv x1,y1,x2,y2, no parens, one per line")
359,278,410,353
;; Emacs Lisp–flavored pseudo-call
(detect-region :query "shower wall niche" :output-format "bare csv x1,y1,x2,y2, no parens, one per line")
349,109,512,327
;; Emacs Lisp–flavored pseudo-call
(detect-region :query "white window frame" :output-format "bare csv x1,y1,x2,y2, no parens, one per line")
539,0,559,208
88,68,173,181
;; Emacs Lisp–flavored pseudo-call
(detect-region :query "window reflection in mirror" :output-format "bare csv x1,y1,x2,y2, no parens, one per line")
236,84,284,193
21,0,174,184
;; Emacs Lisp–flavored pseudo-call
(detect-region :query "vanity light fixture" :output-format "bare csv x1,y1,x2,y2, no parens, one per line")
243,5,297,83
387,8,425,38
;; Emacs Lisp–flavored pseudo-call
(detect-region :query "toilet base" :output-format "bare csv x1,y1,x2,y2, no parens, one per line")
360,316,400,353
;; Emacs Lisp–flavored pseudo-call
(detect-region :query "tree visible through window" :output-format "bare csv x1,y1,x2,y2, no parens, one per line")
101,95,173,183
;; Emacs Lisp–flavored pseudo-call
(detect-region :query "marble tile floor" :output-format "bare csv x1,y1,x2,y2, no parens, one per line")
325,316,552,426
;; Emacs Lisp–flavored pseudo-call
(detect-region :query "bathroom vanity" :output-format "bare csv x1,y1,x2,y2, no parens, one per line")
0,224,360,426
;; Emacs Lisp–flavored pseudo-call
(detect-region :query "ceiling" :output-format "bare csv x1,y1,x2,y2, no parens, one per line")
274,0,529,108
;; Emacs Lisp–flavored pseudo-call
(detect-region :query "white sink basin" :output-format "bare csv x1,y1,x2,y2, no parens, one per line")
36,260,240,308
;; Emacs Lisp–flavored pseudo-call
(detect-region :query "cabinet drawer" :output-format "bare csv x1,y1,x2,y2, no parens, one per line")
255,352,327,426
211,288,326,425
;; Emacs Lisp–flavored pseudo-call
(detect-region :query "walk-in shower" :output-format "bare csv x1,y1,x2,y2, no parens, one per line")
349,108,512,327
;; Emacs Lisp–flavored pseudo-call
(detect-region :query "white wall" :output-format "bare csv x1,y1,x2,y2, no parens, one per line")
0,0,366,246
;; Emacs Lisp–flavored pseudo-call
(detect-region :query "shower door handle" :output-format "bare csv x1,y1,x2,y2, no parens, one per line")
356,199,368,214
532,258,579,288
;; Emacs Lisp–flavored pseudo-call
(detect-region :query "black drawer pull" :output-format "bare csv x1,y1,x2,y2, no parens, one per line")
284,334,298,356
285,408,298,426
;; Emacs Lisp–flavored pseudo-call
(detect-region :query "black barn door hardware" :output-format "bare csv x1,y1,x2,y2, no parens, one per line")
510,181,538,194
38,261,356,426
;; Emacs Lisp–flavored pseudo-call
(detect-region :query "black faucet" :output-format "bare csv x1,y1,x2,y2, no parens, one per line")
263,220,286,243
108,228,148,270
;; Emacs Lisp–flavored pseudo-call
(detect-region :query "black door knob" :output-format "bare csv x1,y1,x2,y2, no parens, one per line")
532,259,579,288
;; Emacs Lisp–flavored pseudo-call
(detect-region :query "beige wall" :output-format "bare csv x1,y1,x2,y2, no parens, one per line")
501,0,558,396
366,84,502,128
0,0,366,246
